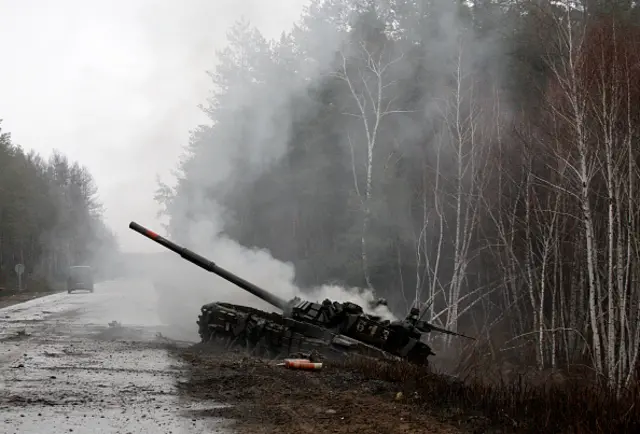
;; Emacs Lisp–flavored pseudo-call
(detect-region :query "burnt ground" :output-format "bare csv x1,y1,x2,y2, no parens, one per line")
173,344,497,434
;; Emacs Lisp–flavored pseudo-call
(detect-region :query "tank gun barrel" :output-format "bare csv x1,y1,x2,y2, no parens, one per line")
128,221,290,312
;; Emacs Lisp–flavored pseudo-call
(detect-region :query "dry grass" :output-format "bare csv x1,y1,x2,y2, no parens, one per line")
175,335,639,434
0,290,58,309
338,355,640,434
176,346,466,434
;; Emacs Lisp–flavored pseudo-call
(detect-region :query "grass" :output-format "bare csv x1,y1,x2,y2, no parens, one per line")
337,355,640,433
175,337,639,433
0,275,65,293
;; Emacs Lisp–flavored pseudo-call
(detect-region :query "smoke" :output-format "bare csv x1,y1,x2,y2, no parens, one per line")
144,2,407,338
150,193,396,342
141,0,504,341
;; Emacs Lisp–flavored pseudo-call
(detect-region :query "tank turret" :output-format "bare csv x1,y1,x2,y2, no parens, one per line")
129,221,474,365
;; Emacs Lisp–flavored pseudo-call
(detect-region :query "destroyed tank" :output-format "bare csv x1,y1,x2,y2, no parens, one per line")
129,221,474,366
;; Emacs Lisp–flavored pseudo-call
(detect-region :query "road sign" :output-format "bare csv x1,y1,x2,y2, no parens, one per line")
15,263,24,291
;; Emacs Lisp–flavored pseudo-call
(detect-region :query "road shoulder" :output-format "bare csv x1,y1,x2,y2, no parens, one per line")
174,344,480,434
0,290,61,309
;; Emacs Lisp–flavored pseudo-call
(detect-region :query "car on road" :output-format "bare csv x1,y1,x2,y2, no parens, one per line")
67,265,94,293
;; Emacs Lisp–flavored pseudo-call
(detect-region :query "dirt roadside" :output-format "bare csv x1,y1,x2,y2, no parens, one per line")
0,290,60,309
173,344,494,434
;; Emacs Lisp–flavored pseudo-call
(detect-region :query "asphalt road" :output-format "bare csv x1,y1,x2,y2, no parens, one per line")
0,279,230,434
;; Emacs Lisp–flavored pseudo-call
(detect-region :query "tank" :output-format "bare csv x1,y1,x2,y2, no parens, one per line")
128,221,474,365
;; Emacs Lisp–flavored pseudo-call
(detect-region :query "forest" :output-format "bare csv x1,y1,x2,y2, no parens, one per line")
0,120,117,290
157,0,640,405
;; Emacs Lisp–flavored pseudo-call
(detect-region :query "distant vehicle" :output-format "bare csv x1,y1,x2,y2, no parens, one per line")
67,265,94,294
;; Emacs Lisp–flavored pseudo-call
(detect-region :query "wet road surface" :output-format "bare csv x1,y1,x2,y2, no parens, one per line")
0,279,231,434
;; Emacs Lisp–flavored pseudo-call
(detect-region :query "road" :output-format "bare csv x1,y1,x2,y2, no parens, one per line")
0,279,230,434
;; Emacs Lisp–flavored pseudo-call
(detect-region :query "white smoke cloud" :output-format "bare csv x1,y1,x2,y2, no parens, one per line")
148,189,396,342
132,2,405,341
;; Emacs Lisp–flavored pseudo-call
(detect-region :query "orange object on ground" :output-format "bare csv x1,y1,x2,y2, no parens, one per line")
284,359,323,370
283,358,310,364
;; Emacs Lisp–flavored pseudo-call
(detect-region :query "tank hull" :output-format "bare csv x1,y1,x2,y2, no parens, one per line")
196,302,430,365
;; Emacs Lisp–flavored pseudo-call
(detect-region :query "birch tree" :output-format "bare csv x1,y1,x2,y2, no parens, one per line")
523,6,640,389
332,40,408,291
430,39,488,334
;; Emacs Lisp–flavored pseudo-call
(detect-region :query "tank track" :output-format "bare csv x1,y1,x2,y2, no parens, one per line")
196,302,403,362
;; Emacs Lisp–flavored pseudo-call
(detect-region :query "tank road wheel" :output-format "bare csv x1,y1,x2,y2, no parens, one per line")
210,329,234,349
197,313,212,343
251,336,279,359
215,332,232,348
227,333,247,352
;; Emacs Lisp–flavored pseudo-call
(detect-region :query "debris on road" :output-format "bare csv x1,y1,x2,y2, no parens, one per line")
0,279,226,433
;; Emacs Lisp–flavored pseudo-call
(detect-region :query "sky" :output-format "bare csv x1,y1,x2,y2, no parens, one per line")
0,0,308,252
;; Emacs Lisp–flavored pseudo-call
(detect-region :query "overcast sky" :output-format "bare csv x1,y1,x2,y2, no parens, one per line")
0,0,307,252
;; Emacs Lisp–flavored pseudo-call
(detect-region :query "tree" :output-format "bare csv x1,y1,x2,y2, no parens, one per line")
157,0,640,389
0,121,115,288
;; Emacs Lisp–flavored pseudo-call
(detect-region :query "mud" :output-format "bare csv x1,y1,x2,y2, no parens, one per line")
173,345,469,434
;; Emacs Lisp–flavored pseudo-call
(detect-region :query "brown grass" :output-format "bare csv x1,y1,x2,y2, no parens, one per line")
175,334,639,434
176,346,466,434
338,355,640,434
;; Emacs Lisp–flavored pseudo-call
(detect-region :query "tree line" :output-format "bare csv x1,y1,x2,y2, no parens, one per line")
157,0,640,391
0,120,117,290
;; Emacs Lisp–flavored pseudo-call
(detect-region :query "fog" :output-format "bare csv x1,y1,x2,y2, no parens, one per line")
0,0,308,254
140,0,483,333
